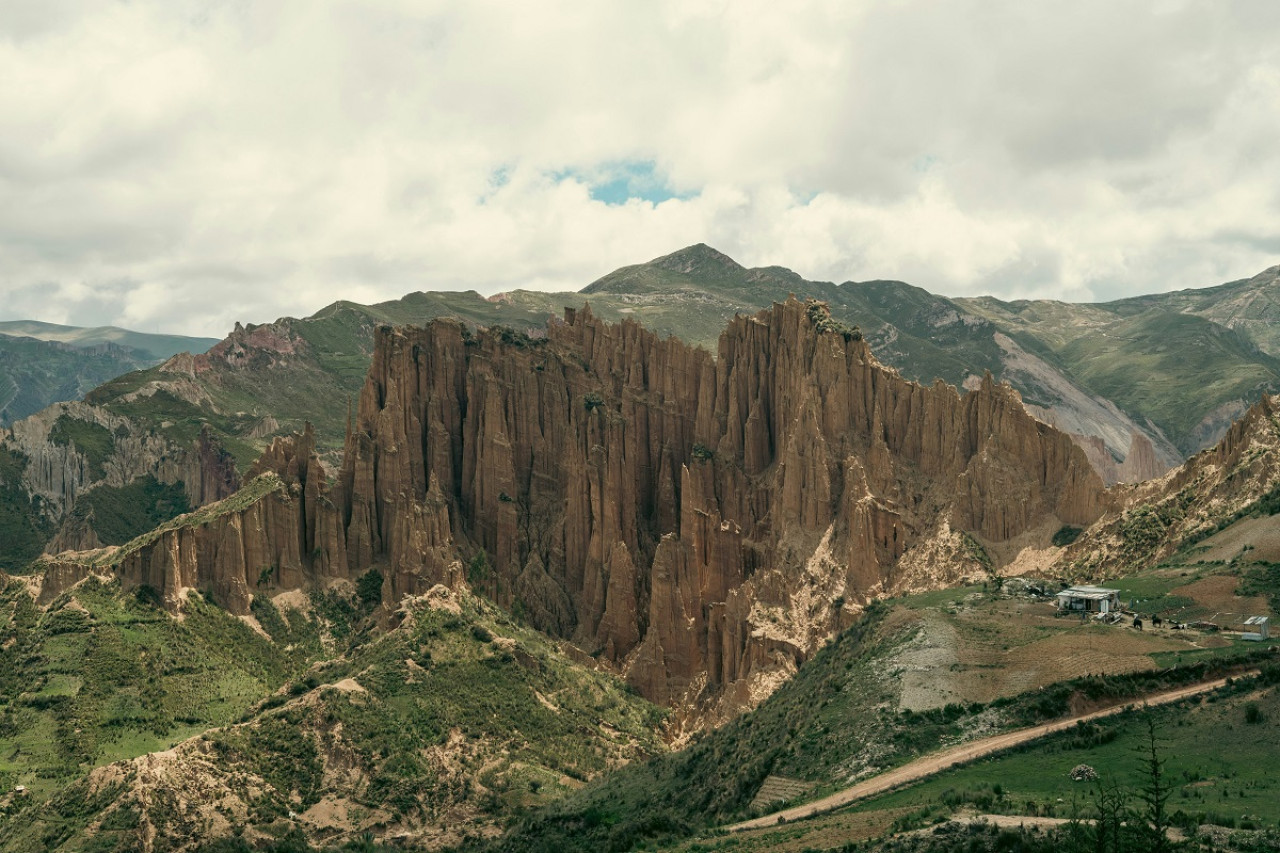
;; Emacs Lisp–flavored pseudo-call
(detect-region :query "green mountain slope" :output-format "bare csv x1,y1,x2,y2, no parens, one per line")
958,274,1280,456
0,321,220,427
486,568,1279,853
1113,264,1280,357
0,336,152,427
0,575,664,852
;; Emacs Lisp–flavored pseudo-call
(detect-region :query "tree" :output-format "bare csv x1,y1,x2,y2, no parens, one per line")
1136,714,1172,853
1091,778,1130,853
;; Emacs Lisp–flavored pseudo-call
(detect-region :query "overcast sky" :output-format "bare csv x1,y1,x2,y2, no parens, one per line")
2,1,1279,338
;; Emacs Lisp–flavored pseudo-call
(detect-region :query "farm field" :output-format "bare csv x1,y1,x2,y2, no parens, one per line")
887,563,1275,712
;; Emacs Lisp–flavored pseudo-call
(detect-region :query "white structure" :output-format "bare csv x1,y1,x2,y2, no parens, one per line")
1056,585,1121,614
1242,616,1270,641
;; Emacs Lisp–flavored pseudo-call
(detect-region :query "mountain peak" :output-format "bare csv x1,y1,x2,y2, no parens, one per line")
649,243,744,275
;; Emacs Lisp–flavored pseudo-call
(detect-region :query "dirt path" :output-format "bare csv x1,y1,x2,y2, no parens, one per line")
729,673,1255,832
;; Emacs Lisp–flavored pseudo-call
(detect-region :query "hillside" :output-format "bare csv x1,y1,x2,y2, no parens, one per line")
958,291,1280,457
7,245,1278,563
3,256,1280,851
0,323,219,427
0,573,663,851
484,569,1278,853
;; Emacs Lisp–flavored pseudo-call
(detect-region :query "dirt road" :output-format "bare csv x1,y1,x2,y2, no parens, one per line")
729,673,1253,831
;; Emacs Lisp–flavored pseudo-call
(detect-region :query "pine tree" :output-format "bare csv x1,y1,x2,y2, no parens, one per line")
1136,714,1172,853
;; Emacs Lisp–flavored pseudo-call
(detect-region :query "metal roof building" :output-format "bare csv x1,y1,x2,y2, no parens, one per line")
1242,615,1270,641
1055,585,1121,614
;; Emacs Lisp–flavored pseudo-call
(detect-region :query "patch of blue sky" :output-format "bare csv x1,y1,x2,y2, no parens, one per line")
556,160,695,206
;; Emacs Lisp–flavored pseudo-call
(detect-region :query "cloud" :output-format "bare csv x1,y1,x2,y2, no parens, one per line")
0,0,1278,336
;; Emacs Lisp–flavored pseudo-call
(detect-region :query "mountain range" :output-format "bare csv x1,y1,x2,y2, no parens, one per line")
0,247,1278,852
0,321,219,427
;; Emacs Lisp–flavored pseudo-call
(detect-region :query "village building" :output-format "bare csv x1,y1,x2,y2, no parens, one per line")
1055,585,1121,614
1241,615,1271,641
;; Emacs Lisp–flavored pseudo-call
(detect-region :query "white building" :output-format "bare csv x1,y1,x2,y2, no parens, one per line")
1055,585,1121,614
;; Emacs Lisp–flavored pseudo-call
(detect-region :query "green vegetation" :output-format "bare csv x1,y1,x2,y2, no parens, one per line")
843,675,1280,835
0,575,329,802
0,447,53,570
62,476,190,546
1052,525,1083,547
355,568,383,608
960,532,993,571
0,588,665,851
48,416,115,479
805,300,862,342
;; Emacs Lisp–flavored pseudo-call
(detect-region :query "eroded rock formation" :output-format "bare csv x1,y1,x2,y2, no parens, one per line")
39,299,1112,718
6,401,241,532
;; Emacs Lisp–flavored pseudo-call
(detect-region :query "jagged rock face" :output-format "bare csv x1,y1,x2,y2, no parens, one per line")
1063,394,1280,576
6,401,240,534
39,299,1110,719
330,298,1109,711
1068,430,1170,486
1116,431,1166,484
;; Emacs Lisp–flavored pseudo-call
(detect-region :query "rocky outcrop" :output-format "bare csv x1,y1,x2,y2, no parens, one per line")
39,299,1112,720
1116,431,1166,484
327,298,1108,712
1069,430,1170,486
6,402,240,531
1061,394,1280,576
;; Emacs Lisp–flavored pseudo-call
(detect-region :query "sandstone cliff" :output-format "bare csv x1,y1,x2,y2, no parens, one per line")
38,299,1112,720
329,299,1108,713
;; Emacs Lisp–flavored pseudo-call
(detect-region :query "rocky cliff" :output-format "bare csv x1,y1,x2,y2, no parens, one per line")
38,299,1112,719
6,401,240,534
1061,393,1280,577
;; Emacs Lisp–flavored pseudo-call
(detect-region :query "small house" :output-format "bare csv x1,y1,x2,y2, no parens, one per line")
1241,616,1270,641
1056,585,1121,614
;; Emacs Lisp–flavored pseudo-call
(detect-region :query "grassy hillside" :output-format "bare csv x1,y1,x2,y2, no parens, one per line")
959,291,1280,455
0,575,330,804
481,562,1279,853
0,323,219,426
0,321,218,361
707,673,1280,853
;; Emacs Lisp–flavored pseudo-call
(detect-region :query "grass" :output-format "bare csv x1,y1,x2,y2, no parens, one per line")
62,476,190,547
0,447,53,571
844,677,1280,828
0,588,666,851
0,574,329,800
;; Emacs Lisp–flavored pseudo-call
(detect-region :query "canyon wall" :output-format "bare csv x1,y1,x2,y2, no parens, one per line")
38,299,1112,717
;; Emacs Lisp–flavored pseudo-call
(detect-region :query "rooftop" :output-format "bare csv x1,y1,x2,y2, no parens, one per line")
1057,586,1121,600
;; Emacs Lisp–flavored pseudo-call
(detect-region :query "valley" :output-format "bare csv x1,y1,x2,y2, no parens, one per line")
0,247,1278,852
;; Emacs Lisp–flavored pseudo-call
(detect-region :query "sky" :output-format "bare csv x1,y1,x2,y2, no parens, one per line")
2,1,1279,338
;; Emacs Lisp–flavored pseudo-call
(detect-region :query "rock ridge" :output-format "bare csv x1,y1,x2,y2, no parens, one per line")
40,298,1112,720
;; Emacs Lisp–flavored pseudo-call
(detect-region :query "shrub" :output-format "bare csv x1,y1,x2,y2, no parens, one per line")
356,569,384,609
1052,525,1083,547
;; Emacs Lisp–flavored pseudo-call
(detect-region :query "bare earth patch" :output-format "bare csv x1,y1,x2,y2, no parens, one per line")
1171,574,1272,622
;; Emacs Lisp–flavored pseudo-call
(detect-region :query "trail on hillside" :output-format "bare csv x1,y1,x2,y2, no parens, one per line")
729,673,1254,831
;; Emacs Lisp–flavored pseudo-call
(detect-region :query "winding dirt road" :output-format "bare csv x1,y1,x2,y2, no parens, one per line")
729,673,1254,832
